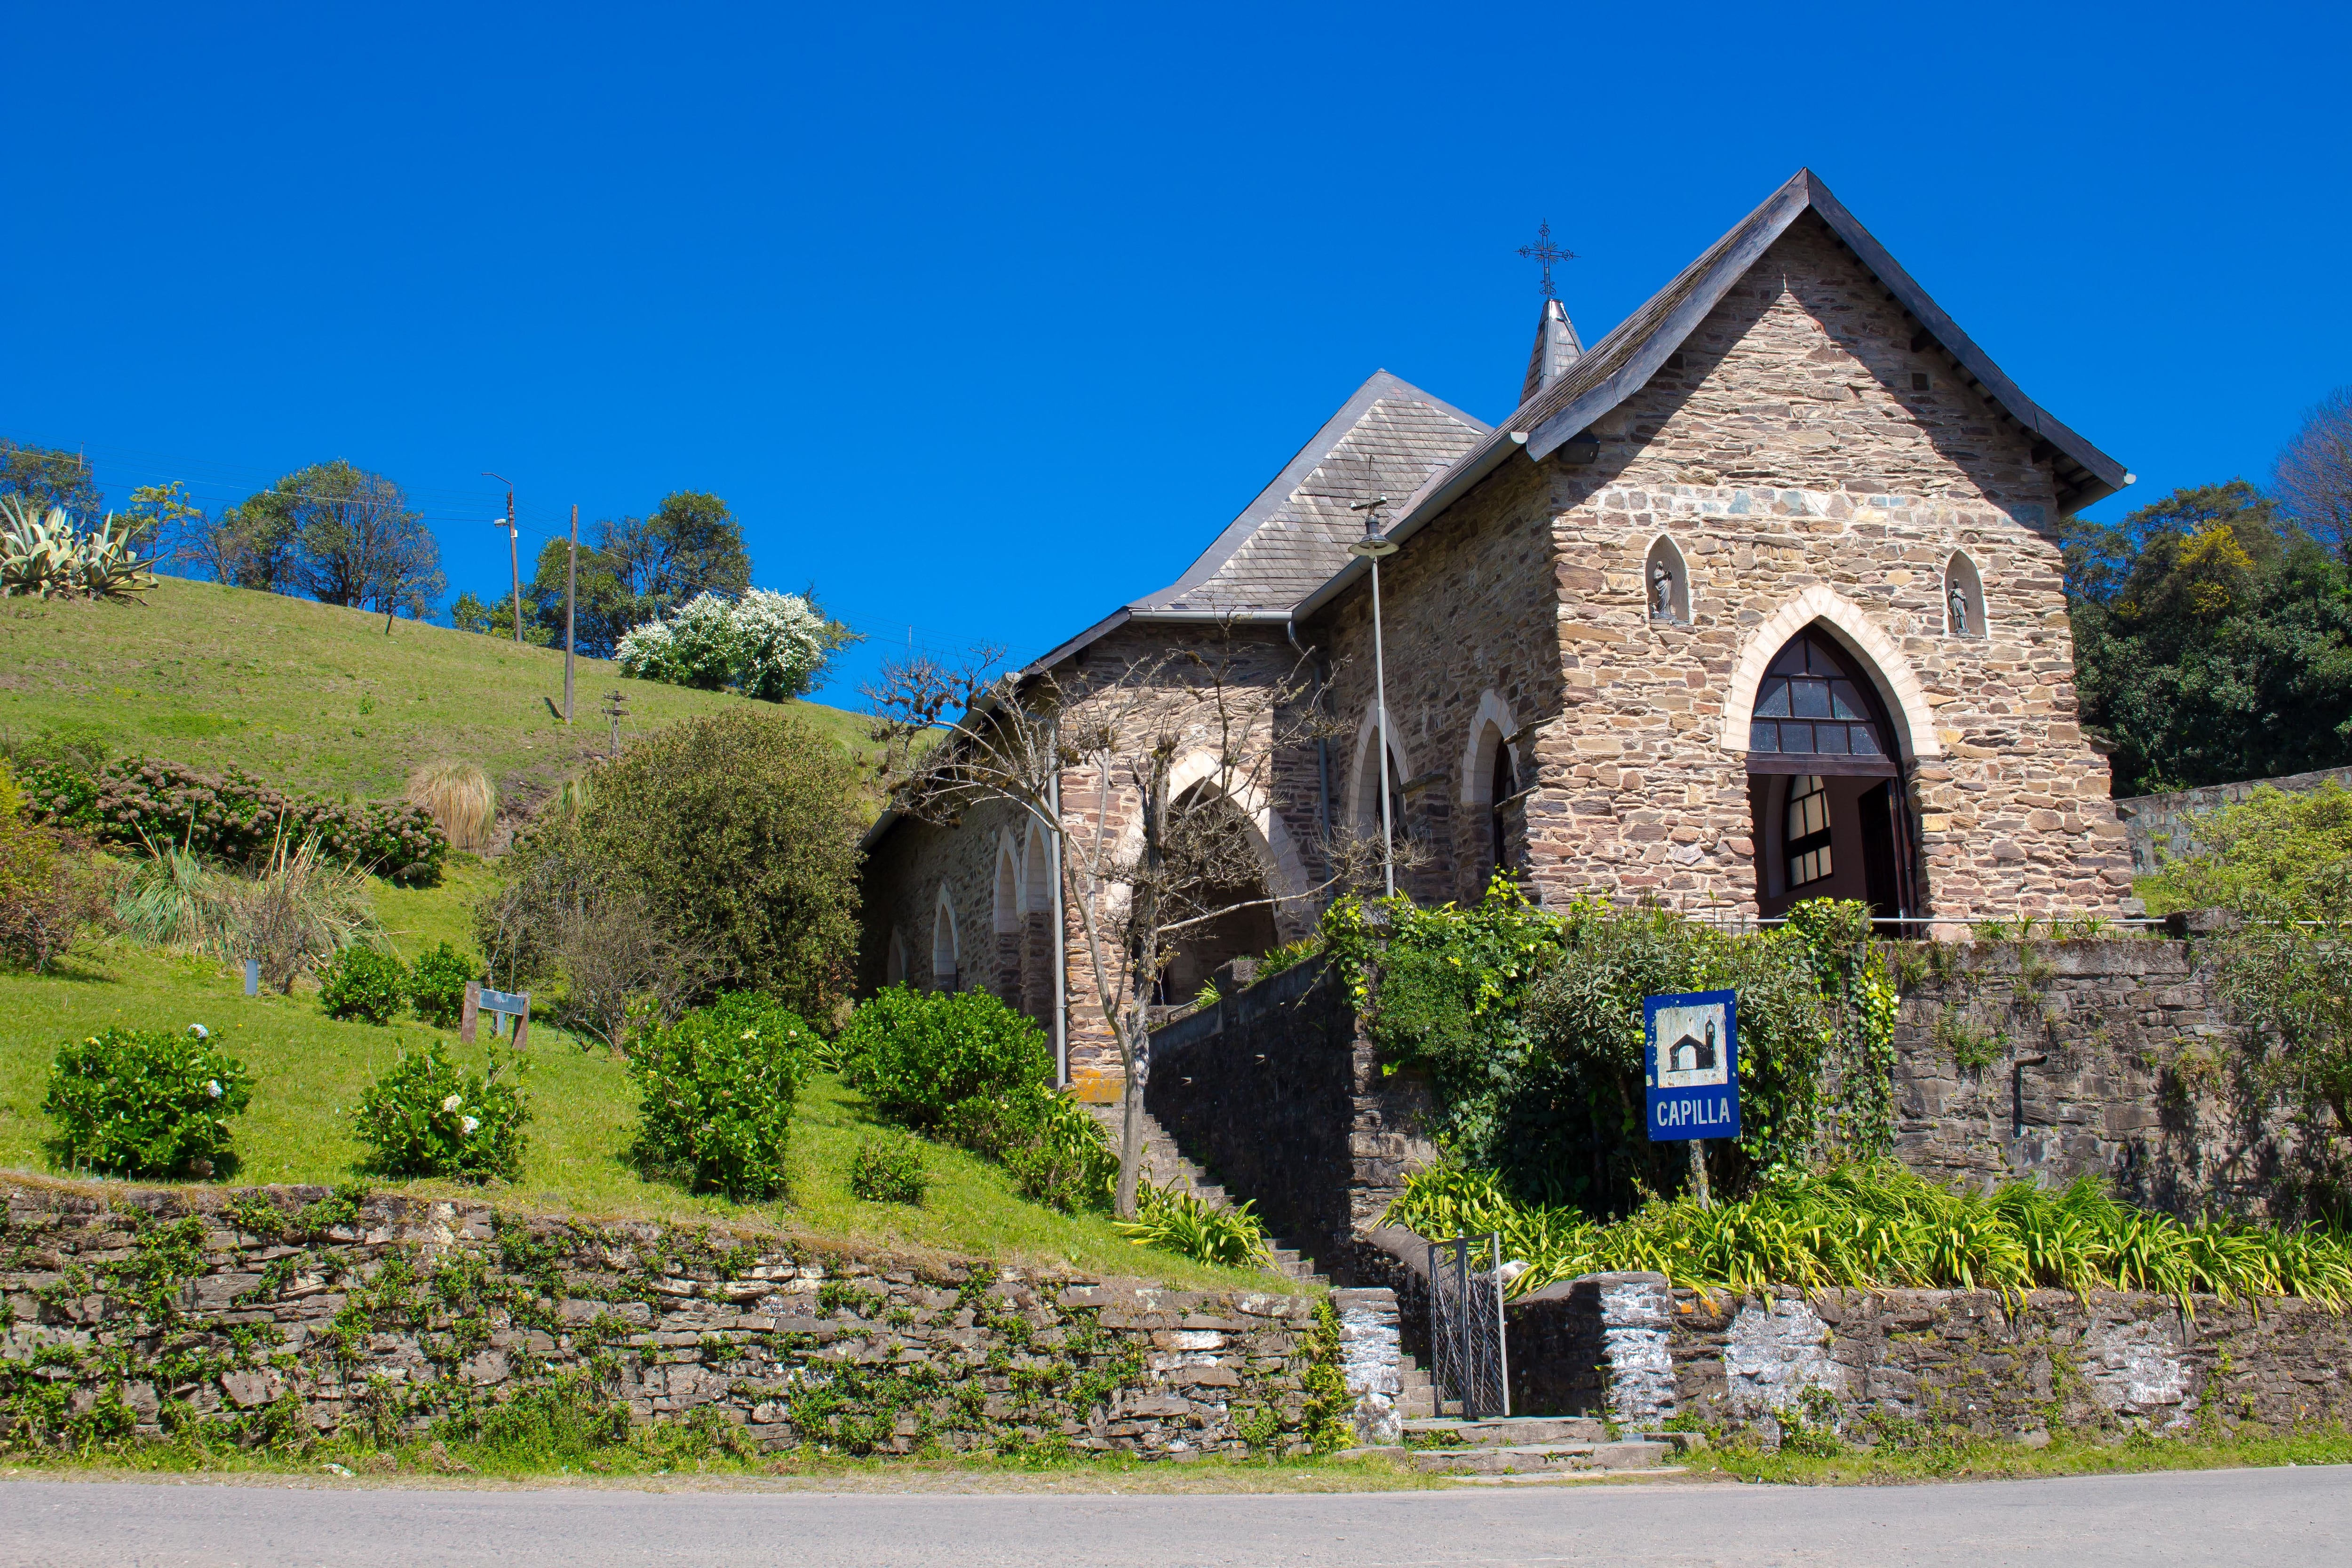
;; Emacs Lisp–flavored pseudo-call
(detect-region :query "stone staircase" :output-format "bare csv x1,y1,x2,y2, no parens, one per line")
1396,1416,1678,1477
1087,1103,1328,1288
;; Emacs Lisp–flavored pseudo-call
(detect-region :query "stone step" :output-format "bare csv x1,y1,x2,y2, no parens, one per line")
1404,1416,1611,1447
1407,1441,1670,1476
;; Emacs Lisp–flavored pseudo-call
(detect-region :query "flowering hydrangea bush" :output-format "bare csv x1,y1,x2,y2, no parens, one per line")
628,991,814,1200
42,1024,253,1178
351,1041,530,1182
614,589,849,702
18,756,446,883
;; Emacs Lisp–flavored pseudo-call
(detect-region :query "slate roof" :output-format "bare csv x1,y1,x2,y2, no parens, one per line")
1136,371,1489,613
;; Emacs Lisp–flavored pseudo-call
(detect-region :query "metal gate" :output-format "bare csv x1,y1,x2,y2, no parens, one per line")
1427,1233,1510,1420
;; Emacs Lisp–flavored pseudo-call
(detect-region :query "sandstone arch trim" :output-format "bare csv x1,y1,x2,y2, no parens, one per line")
1162,748,1314,914
1458,690,1520,806
992,830,1023,934
1721,585,1941,759
1345,705,1413,831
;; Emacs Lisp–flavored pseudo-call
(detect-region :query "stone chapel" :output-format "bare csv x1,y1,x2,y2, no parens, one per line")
861,169,2137,1094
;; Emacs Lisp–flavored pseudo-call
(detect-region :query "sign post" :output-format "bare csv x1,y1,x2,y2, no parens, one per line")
1643,988,1740,1208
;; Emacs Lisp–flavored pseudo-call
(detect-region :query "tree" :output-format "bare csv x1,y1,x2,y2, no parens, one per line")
245,460,443,613
629,491,753,605
2065,481,2352,794
866,628,1370,1217
452,590,553,645
521,536,633,655
2274,386,2352,563
0,440,100,522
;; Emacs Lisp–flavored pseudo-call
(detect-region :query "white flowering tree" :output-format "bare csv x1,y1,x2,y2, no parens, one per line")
615,588,854,700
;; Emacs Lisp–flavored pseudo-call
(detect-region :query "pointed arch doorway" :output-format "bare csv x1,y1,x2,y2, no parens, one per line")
1744,627,1921,925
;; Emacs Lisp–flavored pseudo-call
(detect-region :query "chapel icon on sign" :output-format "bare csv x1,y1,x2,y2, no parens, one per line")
1668,1019,1718,1075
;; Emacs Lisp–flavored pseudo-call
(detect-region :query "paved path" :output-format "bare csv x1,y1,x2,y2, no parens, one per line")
4,1466,2344,1567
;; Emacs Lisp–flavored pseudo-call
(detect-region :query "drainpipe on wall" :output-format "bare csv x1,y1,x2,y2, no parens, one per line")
1049,754,1068,1089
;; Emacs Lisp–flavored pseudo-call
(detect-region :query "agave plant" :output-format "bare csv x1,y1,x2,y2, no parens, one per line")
0,494,155,602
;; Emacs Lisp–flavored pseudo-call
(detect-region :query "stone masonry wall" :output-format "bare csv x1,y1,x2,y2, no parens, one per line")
1314,212,2127,921
1146,958,1437,1281
0,1182,1332,1459
1891,938,2349,1221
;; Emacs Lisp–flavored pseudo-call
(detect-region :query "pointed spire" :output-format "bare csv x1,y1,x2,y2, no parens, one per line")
1519,298,1584,405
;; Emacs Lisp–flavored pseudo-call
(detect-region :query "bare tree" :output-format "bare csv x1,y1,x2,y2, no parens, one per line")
2275,386,2352,561
867,624,1384,1217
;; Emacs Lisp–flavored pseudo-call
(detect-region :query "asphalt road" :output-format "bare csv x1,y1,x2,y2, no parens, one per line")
3,1466,2343,1568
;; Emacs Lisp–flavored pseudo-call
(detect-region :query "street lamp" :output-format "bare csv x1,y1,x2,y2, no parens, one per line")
1347,494,1400,898
483,472,521,645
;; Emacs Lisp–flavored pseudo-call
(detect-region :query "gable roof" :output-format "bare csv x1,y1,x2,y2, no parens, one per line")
1296,168,2132,619
1025,369,1487,671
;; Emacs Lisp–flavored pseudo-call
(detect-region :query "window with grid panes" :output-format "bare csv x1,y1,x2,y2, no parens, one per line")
1786,774,1833,887
1748,634,1888,759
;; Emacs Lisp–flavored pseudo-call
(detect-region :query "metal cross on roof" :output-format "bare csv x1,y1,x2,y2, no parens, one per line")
1517,220,1576,299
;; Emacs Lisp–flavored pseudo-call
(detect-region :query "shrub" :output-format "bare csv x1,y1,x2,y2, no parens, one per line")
405,761,498,855
566,711,862,1020
0,767,114,971
847,1132,930,1204
43,1025,252,1178
319,945,411,1024
18,755,445,883
615,589,852,702
408,941,478,1028
837,986,1053,1128
1113,1183,1270,1268
939,1081,1116,1212
218,833,384,993
628,991,814,1201
352,1040,530,1182
2136,780,2352,917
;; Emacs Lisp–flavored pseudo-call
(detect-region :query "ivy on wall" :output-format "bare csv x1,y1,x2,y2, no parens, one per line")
1322,881,1897,1214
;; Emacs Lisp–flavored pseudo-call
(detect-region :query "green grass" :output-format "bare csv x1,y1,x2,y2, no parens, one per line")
0,878,1276,1293
0,574,876,804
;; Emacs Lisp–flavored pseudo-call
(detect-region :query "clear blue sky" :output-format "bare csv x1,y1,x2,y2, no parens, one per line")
8,1,2347,704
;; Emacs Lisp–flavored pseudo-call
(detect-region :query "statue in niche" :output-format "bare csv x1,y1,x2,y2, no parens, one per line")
1948,578,1971,636
1650,557,1675,620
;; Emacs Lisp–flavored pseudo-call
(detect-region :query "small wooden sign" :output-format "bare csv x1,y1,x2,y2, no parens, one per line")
461,982,531,1047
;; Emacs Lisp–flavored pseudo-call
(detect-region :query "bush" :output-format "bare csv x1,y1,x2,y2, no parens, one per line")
939,1081,1116,1212
351,1040,530,1182
1113,1183,1270,1268
408,941,478,1027
628,992,814,1201
318,946,411,1024
837,987,1053,1128
564,711,862,1020
615,589,852,702
17,754,446,883
0,767,113,972
847,1131,930,1204
2136,780,2352,917
43,1025,252,1178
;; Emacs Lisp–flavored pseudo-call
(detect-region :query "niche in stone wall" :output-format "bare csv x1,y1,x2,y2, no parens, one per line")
1943,550,1986,638
1645,534,1692,624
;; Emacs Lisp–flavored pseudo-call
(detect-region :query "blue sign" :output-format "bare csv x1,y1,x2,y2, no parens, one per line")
1644,988,1740,1141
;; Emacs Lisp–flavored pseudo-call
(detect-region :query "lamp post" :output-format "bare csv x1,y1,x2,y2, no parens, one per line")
1348,495,1400,898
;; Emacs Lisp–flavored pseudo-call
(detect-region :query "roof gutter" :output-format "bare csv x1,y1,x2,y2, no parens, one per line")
1292,430,1529,621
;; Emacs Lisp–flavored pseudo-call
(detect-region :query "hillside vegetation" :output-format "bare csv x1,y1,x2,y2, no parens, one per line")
0,575,874,807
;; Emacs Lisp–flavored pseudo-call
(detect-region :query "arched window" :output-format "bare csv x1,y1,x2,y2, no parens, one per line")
992,839,1021,935
1644,535,1691,624
1786,774,1833,888
885,930,909,987
1944,551,1986,638
1487,739,1519,880
1021,826,1053,914
1747,633,1891,762
931,891,959,990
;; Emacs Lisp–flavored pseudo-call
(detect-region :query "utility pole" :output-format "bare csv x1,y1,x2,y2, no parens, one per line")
564,503,578,723
484,471,521,644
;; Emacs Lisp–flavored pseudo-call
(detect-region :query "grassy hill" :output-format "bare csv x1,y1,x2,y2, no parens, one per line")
0,872,1270,1291
0,574,875,807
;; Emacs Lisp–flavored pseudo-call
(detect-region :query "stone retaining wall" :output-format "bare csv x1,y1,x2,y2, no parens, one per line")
0,1181,1333,1459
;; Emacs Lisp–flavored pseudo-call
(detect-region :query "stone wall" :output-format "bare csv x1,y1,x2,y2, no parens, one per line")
1643,1278,2347,1443
0,1181,1334,1459
1145,958,1436,1281
1890,938,2347,1220
2114,765,2352,875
